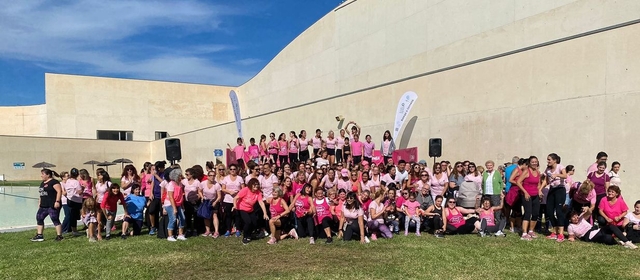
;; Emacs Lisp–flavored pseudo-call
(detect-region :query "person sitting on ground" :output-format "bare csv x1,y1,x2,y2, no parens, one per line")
424,195,445,238
568,207,636,249
476,193,506,237
442,197,478,235
624,200,640,243
121,184,146,238
402,192,421,236
338,191,367,244
598,185,636,248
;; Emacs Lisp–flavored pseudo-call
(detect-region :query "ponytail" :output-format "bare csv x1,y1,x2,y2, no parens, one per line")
42,168,60,179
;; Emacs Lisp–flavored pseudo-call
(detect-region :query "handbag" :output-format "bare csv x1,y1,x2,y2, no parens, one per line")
197,199,213,219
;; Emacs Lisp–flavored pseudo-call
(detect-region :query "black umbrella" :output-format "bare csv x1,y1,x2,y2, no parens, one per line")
83,160,101,174
32,162,56,169
112,158,133,169
97,161,116,172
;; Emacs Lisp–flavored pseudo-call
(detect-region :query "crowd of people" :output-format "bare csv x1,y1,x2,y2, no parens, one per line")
31,123,639,249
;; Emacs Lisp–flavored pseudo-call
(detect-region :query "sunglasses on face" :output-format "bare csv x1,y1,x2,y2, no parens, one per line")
448,201,456,204
229,168,237,171
402,192,408,195
218,169,224,171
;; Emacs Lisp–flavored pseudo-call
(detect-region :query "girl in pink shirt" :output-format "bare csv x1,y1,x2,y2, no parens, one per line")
228,138,247,171
350,134,364,165
248,138,260,164
233,178,268,245
266,187,291,244
290,184,315,243
288,131,299,164
311,129,323,158
79,169,93,200
336,129,346,164
259,134,268,164
139,162,152,198
326,130,337,165
268,133,278,164
298,130,310,163
338,191,366,243
402,192,421,236
363,135,375,164
381,130,396,164
277,133,288,167
199,170,222,238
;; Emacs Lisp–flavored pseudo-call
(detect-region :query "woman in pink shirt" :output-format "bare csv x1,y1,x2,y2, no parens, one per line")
351,134,364,165
277,133,288,167
139,162,152,199
567,208,632,247
442,198,478,235
248,138,260,164
336,129,347,163
120,164,140,197
321,169,338,191
311,129,323,159
516,156,542,241
233,178,268,245
338,191,366,243
381,130,396,164
266,187,291,244
363,135,375,164
268,133,278,165
571,180,597,219
162,169,185,241
259,134,268,164
298,130,310,163
429,165,448,202
542,153,568,242
325,130,337,165
368,189,393,240
313,187,336,244
288,131,299,164
221,164,244,237
199,170,222,238
598,185,634,247
182,168,203,237
290,184,316,243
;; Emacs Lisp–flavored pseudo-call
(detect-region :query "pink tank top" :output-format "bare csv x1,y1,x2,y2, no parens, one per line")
326,138,336,149
270,198,286,217
299,138,308,151
289,139,298,153
312,137,322,149
294,195,311,218
523,170,540,196
259,142,266,156
268,140,278,154
278,140,288,156
248,145,259,159
479,209,495,227
314,198,332,224
447,208,465,228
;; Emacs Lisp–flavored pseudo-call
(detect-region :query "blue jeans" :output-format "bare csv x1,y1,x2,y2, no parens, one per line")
164,205,185,231
61,204,71,233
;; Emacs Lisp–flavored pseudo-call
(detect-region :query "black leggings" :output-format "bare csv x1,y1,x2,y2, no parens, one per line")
278,155,288,167
296,215,315,238
222,202,240,233
601,224,629,243
239,210,257,239
423,215,443,231
336,149,343,163
522,195,540,221
593,193,607,225
270,154,278,164
299,150,310,163
68,200,82,228
289,153,298,164
446,217,478,235
353,156,362,165
582,228,618,245
625,225,640,243
546,187,566,227
184,201,201,232
343,222,362,241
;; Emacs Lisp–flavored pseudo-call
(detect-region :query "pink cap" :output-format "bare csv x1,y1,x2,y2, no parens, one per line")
340,169,349,177
361,160,369,166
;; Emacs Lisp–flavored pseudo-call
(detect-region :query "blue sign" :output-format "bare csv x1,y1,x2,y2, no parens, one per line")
214,149,223,157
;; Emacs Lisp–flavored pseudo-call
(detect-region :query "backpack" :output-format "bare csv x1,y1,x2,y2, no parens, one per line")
457,181,481,208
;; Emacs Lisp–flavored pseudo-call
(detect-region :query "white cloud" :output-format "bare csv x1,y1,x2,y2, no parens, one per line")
0,0,255,85
233,58,262,66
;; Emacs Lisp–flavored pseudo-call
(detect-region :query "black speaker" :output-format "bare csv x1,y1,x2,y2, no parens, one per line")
429,138,442,158
165,138,182,161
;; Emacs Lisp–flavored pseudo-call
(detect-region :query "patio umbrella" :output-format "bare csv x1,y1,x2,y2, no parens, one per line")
112,158,133,169
32,162,56,169
83,160,101,174
97,161,116,172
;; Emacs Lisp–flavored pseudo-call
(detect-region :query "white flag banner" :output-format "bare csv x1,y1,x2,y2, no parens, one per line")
393,91,418,140
229,90,243,138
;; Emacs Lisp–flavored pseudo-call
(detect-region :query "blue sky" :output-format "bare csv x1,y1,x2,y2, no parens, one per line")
0,0,342,106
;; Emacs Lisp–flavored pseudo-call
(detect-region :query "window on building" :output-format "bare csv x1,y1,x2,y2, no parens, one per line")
97,130,133,141
155,131,169,140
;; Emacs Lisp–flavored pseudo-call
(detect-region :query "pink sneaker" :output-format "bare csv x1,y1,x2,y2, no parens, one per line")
528,231,538,239
556,234,565,243
520,234,532,241
267,237,276,245
212,232,219,239
370,233,377,241
546,233,558,240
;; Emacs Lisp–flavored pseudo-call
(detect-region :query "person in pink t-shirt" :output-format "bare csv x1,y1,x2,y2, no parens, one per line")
586,151,608,175
288,131,299,164
338,191,367,244
363,135,375,164
259,134,269,164
277,133,288,167
266,187,290,244
402,192,421,236
233,178,268,245
350,134,365,166
248,138,260,164
598,185,635,247
475,194,506,237
568,207,636,248
228,138,247,171
268,133,278,165
326,130,337,165
311,129,323,159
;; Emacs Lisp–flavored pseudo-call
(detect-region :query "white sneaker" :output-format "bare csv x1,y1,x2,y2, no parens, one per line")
177,235,187,241
364,236,370,244
494,231,506,237
624,241,638,249
309,237,315,245
167,236,177,242
290,229,299,240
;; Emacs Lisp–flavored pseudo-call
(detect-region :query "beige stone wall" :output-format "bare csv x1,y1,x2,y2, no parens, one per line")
0,135,150,181
0,105,47,136
151,23,640,204
44,74,234,141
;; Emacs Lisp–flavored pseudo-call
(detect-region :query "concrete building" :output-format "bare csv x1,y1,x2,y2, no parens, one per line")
1,0,639,202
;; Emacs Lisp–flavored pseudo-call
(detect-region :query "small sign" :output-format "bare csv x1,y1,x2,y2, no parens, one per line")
13,162,25,170
214,149,223,157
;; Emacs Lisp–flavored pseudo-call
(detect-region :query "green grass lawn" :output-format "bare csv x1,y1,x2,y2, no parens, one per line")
1,229,639,280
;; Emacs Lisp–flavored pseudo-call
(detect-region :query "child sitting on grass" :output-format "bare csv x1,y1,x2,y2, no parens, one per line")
121,184,146,239
402,192,421,236
81,197,99,242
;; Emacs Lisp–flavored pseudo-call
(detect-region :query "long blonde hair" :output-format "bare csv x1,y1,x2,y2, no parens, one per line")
81,197,99,216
